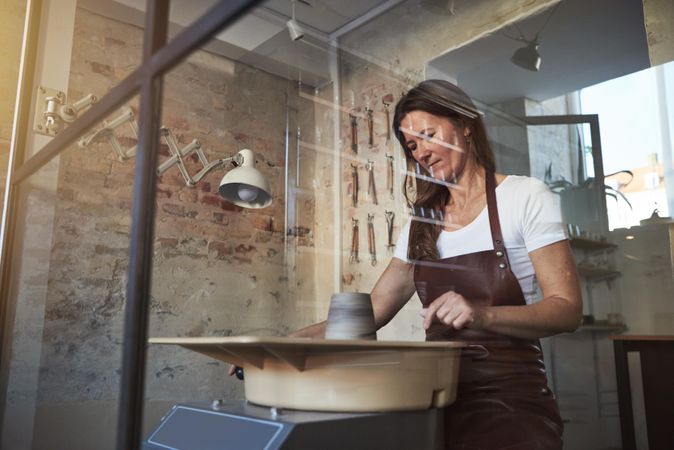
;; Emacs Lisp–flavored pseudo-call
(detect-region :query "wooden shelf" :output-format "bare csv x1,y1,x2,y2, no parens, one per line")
570,237,617,251
610,335,674,341
579,321,627,332
577,265,621,281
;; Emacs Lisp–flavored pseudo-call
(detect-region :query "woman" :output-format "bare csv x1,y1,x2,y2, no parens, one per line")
293,80,581,449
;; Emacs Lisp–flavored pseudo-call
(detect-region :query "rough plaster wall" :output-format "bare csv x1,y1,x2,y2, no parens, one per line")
336,51,425,341
484,94,579,181
285,83,319,327
295,82,339,321
525,95,577,183
483,99,530,176
643,0,674,66
0,0,26,209
22,8,316,448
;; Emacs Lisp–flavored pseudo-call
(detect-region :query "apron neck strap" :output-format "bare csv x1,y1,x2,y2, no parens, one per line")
485,171,507,253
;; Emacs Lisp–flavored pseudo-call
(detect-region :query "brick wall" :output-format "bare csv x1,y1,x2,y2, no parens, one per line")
31,7,316,421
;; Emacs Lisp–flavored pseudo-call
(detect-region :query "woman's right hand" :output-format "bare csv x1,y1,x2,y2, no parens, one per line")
420,290,485,331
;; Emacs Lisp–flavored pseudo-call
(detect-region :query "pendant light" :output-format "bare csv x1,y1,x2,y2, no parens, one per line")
504,1,562,72
286,0,305,41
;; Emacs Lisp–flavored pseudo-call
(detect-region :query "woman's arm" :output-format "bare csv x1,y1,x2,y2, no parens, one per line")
481,239,582,337
422,240,582,339
370,257,417,329
290,258,416,338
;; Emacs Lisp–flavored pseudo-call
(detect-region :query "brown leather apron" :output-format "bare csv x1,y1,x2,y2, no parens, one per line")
414,172,563,450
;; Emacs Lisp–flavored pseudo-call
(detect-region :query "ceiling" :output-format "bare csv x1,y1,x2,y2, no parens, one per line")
428,0,650,104
81,0,651,101
80,0,401,87
262,0,400,35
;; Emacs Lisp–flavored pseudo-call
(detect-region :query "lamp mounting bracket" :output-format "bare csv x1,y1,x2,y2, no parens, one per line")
33,85,97,136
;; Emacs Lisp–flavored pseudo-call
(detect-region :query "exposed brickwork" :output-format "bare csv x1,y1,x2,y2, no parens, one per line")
35,8,315,406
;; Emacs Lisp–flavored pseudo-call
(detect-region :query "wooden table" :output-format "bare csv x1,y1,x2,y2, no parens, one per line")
610,335,674,450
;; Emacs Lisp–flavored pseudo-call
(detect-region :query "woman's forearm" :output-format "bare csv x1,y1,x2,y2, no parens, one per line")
481,295,582,339
478,240,582,339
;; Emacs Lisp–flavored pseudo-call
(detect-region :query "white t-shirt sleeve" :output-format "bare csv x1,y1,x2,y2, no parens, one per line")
393,218,412,262
519,177,567,252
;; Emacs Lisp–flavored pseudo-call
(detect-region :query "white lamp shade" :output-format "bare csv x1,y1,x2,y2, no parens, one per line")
218,149,272,208
286,19,305,41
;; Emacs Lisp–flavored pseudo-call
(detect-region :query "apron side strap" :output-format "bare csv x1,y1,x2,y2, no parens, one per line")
485,170,512,267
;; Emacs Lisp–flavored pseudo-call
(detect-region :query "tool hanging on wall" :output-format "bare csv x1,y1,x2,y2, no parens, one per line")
366,107,374,148
349,112,358,153
349,218,360,264
385,210,395,248
351,163,359,207
366,160,378,205
382,94,394,142
367,213,377,266
386,154,394,199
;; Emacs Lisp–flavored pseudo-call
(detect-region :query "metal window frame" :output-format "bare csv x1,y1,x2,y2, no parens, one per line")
521,114,609,232
0,1,262,449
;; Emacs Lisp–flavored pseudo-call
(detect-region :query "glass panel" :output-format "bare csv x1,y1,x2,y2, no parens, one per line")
581,64,674,230
146,31,296,417
1,92,139,448
0,0,27,211
1,1,144,447
526,122,606,235
3,1,674,450
24,0,144,165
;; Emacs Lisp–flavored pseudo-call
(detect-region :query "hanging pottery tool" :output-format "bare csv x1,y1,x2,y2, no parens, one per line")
386,154,394,199
382,93,394,142
367,213,376,266
385,210,395,248
349,112,358,153
366,107,374,148
366,160,378,205
351,163,359,207
349,218,359,264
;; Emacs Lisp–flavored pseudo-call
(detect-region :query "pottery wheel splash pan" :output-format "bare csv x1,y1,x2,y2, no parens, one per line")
149,336,465,412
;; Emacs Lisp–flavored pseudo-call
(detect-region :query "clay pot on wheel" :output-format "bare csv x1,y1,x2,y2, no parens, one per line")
325,292,377,340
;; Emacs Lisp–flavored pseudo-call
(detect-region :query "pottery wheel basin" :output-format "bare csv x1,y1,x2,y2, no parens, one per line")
149,336,465,412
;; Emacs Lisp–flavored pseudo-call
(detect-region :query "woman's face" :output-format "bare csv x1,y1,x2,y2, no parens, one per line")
399,110,469,182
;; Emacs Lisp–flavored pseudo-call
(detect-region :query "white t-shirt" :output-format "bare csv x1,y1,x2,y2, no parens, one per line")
393,175,566,304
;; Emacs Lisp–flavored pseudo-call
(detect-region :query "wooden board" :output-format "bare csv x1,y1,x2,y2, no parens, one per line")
149,336,466,371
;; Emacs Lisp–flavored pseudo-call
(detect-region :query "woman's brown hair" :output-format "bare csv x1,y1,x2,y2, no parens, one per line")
392,80,495,261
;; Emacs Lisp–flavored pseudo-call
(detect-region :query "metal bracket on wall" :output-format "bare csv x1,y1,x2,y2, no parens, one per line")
78,107,138,161
33,85,97,136
78,106,235,187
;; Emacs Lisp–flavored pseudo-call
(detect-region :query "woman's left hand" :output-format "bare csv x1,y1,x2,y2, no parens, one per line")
420,291,485,331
